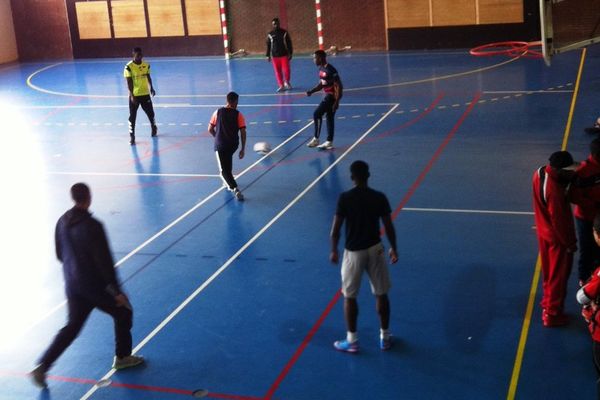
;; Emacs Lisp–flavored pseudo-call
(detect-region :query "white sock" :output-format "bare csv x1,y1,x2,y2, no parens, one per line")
380,328,390,340
347,331,358,343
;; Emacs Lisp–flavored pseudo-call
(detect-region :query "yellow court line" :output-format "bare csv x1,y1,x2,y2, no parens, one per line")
562,47,587,151
506,256,542,399
506,47,587,400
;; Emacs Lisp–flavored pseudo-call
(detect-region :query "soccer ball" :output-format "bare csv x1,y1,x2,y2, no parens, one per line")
253,141,271,154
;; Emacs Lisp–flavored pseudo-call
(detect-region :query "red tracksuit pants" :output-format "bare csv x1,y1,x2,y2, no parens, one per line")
538,237,573,315
271,56,290,87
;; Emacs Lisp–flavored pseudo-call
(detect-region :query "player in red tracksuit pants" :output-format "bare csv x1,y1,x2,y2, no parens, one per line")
533,151,578,327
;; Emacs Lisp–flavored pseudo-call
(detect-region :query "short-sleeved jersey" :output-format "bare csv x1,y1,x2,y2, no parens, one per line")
124,61,151,97
319,63,341,94
209,107,246,151
336,186,392,251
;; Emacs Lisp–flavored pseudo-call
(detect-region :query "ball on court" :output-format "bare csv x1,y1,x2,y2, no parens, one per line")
253,141,271,154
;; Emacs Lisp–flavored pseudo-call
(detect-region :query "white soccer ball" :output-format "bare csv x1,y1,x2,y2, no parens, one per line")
253,141,271,154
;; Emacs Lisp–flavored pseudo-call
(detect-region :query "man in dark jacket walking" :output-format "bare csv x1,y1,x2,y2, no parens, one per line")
31,183,143,388
266,17,293,92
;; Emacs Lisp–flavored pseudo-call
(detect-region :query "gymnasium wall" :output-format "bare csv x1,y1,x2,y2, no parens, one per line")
387,0,540,50
228,0,385,55
6,0,542,61
228,0,315,55
65,0,223,58
0,0,18,64
10,0,72,61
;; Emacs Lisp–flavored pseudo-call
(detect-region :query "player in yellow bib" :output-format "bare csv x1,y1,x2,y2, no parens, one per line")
124,47,157,145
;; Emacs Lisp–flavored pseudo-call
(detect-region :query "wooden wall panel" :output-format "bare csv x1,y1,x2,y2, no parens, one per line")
147,0,184,37
185,0,221,36
112,0,147,38
387,0,430,28
10,0,72,60
75,1,111,39
432,0,476,26
0,0,18,63
479,0,523,24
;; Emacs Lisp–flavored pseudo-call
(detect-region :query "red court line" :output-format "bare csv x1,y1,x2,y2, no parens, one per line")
34,97,83,124
253,92,446,171
389,91,482,222
264,92,481,400
0,369,261,400
264,290,343,400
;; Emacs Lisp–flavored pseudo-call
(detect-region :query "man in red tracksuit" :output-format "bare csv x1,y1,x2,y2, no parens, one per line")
533,150,578,327
571,138,600,283
576,213,600,393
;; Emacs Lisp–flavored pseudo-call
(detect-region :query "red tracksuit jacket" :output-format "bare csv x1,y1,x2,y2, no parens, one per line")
581,266,600,341
532,165,577,247
572,156,600,221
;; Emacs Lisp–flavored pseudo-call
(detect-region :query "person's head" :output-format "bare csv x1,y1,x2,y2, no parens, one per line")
313,50,327,66
591,138,600,162
549,150,577,182
350,160,370,185
132,47,143,63
226,91,239,108
593,214,600,246
70,183,91,209
272,18,280,29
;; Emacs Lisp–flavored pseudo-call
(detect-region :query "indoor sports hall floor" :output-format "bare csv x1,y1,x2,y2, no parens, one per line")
0,45,599,400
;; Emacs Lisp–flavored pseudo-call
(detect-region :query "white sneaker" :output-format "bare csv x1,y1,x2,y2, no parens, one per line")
317,141,333,150
233,188,244,201
283,82,291,90
307,137,319,147
112,355,145,370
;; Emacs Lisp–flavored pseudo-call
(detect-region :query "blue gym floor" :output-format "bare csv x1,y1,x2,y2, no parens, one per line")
0,45,599,399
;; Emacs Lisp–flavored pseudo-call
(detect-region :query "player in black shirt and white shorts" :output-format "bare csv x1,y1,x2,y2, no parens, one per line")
329,161,398,353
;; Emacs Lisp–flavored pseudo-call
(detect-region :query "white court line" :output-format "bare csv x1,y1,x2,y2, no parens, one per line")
25,121,315,334
17,102,398,109
47,51,468,65
27,55,521,99
482,90,573,94
46,172,221,178
79,103,400,400
403,207,533,216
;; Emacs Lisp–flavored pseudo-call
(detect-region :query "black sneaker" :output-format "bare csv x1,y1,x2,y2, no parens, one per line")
30,364,47,389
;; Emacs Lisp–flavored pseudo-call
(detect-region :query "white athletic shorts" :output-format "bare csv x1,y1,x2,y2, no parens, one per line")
341,242,391,298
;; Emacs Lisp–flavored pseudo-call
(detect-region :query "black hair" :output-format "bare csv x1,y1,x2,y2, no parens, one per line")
272,17,280,23
314,50,327,59
594,213,600,234
71,183,91,204
227,91,239,104
350,160,370,182
132,47,142,54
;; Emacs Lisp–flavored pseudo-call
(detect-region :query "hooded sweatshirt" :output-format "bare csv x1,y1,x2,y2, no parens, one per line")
55,207,121,299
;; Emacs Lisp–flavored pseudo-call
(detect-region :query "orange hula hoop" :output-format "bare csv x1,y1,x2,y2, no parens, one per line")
470,41,543,58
